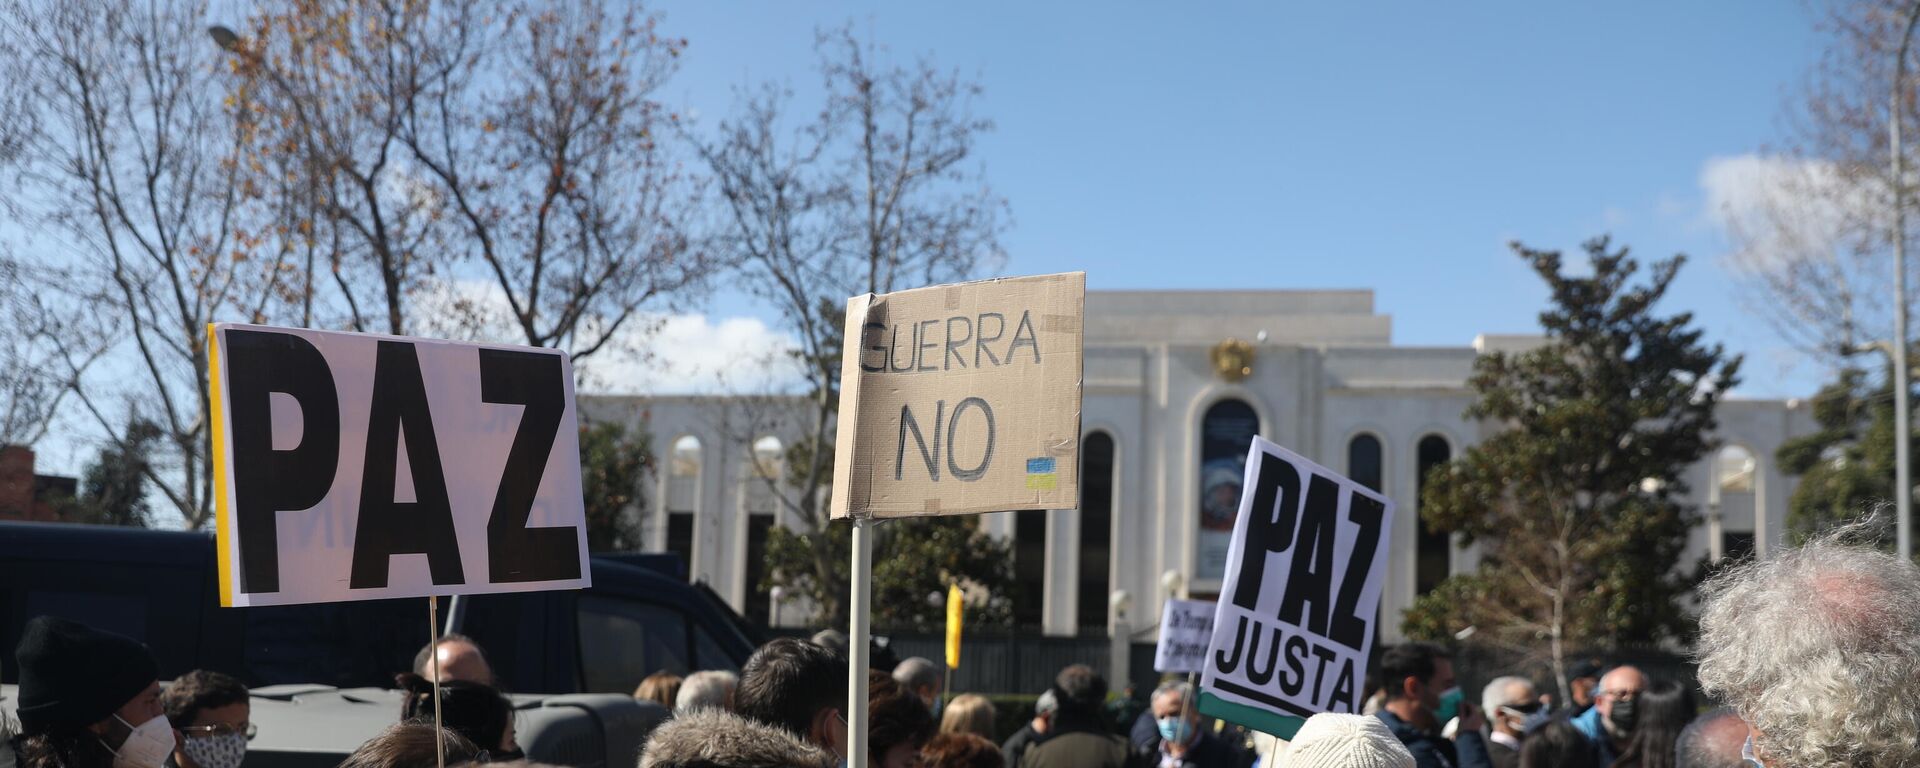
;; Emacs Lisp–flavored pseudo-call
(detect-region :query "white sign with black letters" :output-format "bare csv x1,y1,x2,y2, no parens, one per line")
207,323,590,607
1154,599,1217,674
1197,435,1393,731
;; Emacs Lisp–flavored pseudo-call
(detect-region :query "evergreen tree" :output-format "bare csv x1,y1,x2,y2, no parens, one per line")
1402,237,1741,703
1774,366,1914,544
579,420,653,552
60,418,162,527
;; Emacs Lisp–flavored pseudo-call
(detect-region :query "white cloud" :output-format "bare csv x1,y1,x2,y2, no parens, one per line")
1698,153,1867,269
410,278,804,396
575,313,804,396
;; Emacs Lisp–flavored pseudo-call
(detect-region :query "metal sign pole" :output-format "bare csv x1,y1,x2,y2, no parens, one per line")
847,516,875,768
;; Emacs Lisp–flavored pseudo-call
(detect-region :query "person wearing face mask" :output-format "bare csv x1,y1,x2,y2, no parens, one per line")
1478,677,1538,768
12,616,172,768
159,671,251,768
1134,682,1245,768
1372,643,1491,768
1569,666,1645,767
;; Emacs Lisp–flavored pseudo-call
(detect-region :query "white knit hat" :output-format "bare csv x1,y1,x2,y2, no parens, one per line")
1281,713,1415,768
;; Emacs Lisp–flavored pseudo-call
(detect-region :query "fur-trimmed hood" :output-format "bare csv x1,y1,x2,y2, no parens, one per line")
640,709,839,768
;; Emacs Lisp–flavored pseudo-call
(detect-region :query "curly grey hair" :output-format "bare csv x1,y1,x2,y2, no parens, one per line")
1695,522,1920,768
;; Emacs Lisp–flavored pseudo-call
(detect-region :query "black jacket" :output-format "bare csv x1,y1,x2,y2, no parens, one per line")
1375,710,1492,768
1003,724,1049,768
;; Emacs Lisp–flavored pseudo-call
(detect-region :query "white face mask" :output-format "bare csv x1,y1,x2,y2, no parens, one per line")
179,732,247,768
107,715,176,768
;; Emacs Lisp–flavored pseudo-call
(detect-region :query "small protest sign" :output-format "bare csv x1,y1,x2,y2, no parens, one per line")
1154,599,1217,674
1197,436,1394,740
830,272,1085,519
207,323,590,607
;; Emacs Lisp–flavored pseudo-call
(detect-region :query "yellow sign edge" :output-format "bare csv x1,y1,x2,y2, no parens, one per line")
207,324,235,607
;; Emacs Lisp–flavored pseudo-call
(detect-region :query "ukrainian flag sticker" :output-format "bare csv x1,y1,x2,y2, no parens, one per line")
1026,457,1057,490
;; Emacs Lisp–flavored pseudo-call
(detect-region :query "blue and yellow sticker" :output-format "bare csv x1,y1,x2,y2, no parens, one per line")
1025,457,1057,490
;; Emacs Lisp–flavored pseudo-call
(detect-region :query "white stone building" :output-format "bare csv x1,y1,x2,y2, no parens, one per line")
579,289,1814,642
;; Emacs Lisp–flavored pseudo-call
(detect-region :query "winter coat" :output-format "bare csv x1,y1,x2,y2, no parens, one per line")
641,709,839,768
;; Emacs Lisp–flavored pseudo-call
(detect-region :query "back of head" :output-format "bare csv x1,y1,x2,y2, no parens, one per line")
922,733,1005,768
893,658,940,693
1696,522,1920,768
810,630,850,658
412,634,492,684
637,672,684,709
1674,709,1749,768
736,637,850,738
1478,676,1531,715
340,722,480,768
1376,643,1444,701
1283,713,1413,768
870,686,936,764
396,674,510,753
1519,721,1595,768
675,670,740,714
938,694,995,739
1612,679,1692,768
162,669,249,730
1052,664,1106,711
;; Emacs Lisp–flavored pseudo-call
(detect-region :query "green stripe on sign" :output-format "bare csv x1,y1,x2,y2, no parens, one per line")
1197,690,1307,741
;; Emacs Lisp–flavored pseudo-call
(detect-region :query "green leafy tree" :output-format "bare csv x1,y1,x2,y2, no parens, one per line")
1775,366,1914,544
579,420,653,552
1403,237,1741,705
766,515,1015,631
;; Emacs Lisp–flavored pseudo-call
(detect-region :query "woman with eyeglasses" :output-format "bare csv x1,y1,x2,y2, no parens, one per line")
160,671,254,768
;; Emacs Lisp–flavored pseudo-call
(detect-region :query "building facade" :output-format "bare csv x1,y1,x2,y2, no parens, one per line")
580,289,1814,642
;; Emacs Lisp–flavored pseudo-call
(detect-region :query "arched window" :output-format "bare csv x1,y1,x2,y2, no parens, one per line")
1199,399,1261,581
1078,432,1115,631
744,436,783,625
1415,435,1452,596
667,436,701,571
1715,445,1758,561
1347,434,1384,492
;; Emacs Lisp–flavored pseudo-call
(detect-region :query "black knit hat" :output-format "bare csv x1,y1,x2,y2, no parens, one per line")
14,616,158,735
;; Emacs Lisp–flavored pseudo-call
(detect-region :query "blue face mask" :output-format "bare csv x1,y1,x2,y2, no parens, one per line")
1741,735,1765,767
1156,717,1193,745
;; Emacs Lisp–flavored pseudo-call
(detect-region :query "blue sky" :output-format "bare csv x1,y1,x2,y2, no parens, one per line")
654,0,1826,397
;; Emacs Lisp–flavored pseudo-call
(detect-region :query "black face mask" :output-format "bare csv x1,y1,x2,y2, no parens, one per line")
1608,698,1638,732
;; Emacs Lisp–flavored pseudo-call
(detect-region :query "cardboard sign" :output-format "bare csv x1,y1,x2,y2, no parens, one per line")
830,273,1085,519
206,323,591,607
1154,599,1217,674
1197,436,1393,739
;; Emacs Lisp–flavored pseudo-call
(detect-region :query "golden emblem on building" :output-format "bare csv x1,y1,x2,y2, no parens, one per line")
1210,338,1255,382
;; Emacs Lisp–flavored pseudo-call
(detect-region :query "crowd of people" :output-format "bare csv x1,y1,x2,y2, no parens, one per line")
4,526,1917,768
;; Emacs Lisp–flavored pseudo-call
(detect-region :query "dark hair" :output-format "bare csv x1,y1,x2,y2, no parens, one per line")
735,638,850,739
1378,643,1448,701
1519,720,1596,768
1613,679,1695,768
413,634,489,678
1674,708,1748,768
1053,664,1106,710
869,687,935,764
396,674,511,754
15,725,113,768
339,722,481,768
162,670,249,730
922,733,1004,768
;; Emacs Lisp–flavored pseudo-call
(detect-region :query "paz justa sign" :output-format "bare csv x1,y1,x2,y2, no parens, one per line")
1197,435,1394,740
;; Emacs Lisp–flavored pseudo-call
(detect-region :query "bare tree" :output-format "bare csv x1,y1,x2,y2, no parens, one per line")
1725,0,1920,362
5,0,289,528
230,0,706,357
695,27,1007,624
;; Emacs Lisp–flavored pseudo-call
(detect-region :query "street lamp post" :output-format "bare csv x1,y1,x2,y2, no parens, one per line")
1893,2,1919,561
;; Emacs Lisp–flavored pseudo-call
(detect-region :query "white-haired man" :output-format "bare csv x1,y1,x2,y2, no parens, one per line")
1478,676,1536,768
1696,525,1920,767
892,657,943,714
675,670,739,714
